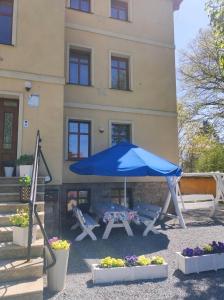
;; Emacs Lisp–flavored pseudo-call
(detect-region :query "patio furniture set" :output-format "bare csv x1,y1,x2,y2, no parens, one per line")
71,202,161,241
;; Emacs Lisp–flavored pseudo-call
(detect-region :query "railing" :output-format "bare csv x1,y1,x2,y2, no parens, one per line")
27,130,56,270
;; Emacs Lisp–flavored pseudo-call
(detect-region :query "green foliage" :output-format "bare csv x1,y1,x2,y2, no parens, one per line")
9,208,29,227
16,155,34,166
196,143,224,172
19,176,31,186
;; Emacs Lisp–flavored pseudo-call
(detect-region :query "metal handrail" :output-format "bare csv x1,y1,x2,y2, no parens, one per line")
27,130,56,270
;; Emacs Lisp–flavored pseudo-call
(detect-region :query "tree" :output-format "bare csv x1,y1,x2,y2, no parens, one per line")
196,143,224,172
179,30,224,138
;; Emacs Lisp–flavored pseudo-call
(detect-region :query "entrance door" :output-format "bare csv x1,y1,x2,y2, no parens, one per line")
0,99,19,176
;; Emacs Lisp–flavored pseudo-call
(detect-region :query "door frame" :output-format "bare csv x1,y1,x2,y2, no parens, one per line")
0,91,23,159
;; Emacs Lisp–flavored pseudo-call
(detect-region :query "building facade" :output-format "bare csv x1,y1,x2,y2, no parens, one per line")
0,0,182,227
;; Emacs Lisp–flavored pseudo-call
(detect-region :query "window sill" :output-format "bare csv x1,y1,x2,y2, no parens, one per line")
110,88,133,92
67,7,93,14
109,16,131,23
66,83,94,88
0,42,14,47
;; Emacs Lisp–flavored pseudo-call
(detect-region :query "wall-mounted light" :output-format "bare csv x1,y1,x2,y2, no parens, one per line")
24,81,32,91
98,127,105,133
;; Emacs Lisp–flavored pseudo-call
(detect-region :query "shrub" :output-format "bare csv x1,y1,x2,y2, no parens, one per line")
16,155,34,166
9,208,29,227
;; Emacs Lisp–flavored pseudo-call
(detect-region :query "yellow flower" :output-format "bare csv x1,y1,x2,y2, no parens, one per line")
150,256,165,265
137,255,151,266
51,240,70,250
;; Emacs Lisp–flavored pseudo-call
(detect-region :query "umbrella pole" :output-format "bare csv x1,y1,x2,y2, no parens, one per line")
124,177,127,207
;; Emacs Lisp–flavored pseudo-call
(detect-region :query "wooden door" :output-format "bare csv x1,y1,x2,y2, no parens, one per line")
0,99,19,176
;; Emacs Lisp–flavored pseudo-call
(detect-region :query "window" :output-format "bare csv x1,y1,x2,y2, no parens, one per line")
111,56,129,90
69,49,91,86
70,0,90,12
111,188,132,208
111,0,128,21
111,123,131,146
68,120,91,161
0,0,14,45
67,190,90,213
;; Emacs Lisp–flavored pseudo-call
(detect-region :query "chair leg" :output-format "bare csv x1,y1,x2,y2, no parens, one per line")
86,227,98,241
75,231,88,241
71,223,79,231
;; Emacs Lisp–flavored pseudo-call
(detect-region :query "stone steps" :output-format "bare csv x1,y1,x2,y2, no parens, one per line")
0,211,44,226
0,277,43,300
0,257,43,283
0,239,44,260
0,225,43,242
0,192,45,202
0,202,44,213
0,177,45,185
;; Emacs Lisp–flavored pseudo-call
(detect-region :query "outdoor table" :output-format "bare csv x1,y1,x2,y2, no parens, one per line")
92,202,139,239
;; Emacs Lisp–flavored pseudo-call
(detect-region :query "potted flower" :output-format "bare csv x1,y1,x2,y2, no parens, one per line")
92,254,168,284
9,208,37,247
3,160,15,177
19,176,31,203
176,241,224,274
46,237,70,292
16,154,34,177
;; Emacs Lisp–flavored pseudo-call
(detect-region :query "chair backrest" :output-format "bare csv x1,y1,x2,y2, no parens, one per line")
74,207,86,226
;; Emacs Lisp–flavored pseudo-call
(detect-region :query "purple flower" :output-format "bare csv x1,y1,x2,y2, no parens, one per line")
182,248,194,257
48,237,59,245
211,241,224,253
124,255,138,266
193,247,204,256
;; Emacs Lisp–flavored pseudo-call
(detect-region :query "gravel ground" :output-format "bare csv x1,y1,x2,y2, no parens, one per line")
44,208,224,300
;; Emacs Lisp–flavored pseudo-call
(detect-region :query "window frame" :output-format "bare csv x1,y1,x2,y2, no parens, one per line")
67,189,91,214
111,56,129,91
111,188,133,208
69,49,91,86
109,120,133,146
69,0,91,13
0,0,15,46
67,119,91,161
111,0,128,22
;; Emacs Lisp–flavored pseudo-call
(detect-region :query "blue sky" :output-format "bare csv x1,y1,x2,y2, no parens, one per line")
174,0,209,51
174,0,210,92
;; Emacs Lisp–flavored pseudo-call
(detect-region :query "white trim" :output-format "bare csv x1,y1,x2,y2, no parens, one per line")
109,50,134,90
0,91,23,159
67,43,95,85
65,117,94,161
0,69,65,85
109,119,134,146
109,0,133,22
66,23,175,50
12,0,18,45
64,102,177,118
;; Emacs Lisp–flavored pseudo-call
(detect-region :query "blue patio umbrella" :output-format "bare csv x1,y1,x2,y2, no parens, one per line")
70,142,185,228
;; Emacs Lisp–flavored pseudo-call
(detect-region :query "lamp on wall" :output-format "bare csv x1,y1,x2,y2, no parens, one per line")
98,127,105,133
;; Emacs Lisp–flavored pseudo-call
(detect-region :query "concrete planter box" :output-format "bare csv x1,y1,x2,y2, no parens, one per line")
4,167,14,177
19,165,33,177
13,225,37,247
176,252,224,274
46,248,70,292
92,263,168,284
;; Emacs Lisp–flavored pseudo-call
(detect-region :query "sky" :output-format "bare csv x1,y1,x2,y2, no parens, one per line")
174,0,210,93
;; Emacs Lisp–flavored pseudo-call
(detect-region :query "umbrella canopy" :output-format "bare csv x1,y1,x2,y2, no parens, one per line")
70,142,182,177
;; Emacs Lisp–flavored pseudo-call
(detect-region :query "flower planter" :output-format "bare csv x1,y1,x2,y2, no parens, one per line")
176,252,224,274
91,263,168,284
46,248,70,292
13,225,37,247
19,165,33,177
20,186,31,203
4,166,14,177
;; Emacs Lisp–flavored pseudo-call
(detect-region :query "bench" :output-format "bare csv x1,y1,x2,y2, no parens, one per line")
71,207,100,241
133,203,162,236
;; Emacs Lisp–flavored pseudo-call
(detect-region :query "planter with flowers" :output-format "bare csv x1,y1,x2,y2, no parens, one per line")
19,176,31,203
9,208,37,247
92,255,168,284
46,237,70,292
176,241,224,274
16,154,34,177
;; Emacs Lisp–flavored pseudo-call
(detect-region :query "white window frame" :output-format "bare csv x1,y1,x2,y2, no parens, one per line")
109,0,133,22
67,0,95,13
109,50,134,91
67,43,95,86
65,117,93,161
109,120,134,146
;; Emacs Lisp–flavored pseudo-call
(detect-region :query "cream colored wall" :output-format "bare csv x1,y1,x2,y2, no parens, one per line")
63,0,179,183
0,78,64,184
0,0,65,77
0,0,65,184
63,107,178,183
